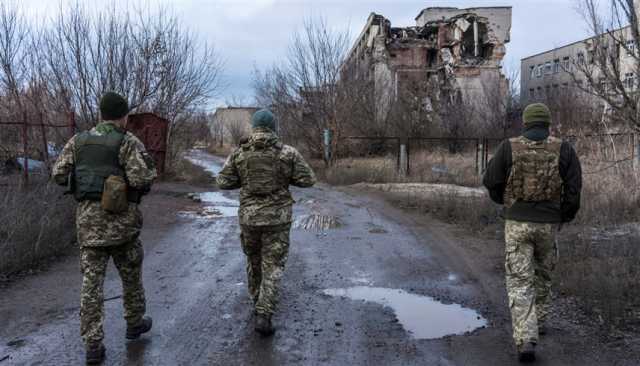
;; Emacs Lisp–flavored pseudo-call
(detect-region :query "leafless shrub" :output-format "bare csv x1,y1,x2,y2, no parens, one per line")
0,2,225,173
568,0,640,131
0,175,75,275
556,228,640,329
165,158,215,186
253,17,350,163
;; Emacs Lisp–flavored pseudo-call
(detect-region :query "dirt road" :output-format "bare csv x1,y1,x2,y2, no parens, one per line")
0,152,635,366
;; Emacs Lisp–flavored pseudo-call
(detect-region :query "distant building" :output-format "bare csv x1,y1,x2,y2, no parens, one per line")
521,13,639,107
342,6,512,122
209,107,259,146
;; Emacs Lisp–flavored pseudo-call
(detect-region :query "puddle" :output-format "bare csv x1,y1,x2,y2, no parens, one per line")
293,214,341,231
185,150,224,176
322,286,486,339
180,191,239,219
349,276,372,285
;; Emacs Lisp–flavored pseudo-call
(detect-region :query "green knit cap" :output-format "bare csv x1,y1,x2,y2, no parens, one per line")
100,92,129,121
251,109,276,131
522,103,551,126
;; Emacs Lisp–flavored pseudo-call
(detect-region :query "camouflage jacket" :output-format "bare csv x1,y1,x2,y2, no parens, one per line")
52,122,157,247
216,128,316,226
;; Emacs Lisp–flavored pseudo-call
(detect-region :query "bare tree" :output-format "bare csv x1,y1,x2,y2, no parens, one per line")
571,0,640,131
0,2,225,171
253,18,350,163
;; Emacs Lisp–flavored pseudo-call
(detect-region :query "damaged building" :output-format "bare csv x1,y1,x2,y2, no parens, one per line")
343,6,512,124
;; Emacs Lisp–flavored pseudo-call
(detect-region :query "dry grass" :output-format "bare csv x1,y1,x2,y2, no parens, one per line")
556,229,640,330
575,160,640,227
319,149,480,187
164,158,216,186
0,174,75,275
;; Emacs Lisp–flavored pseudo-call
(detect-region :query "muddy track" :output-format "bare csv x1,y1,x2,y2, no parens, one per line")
0,153,637,366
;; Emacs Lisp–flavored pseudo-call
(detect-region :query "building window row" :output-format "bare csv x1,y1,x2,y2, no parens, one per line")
527,80,584,100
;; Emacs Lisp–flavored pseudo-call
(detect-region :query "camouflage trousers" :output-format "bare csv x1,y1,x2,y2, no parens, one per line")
240,224,291,316
80,239,146,345
504,220,559,346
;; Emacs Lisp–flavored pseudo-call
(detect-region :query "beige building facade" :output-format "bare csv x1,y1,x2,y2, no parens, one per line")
209,107,259,145
521,25,639,106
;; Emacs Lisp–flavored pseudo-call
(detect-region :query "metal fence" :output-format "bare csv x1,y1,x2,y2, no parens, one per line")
335,136,500,177
334,133,640,179
0,113,76,186
1,112,171,186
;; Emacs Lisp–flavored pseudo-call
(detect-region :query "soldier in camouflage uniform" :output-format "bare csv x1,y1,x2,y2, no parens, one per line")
483,103,582,362
217,109,316,336
52,92,157,364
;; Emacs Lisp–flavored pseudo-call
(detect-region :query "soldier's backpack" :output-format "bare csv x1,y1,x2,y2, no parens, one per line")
504,136,563,208
242,142,284,196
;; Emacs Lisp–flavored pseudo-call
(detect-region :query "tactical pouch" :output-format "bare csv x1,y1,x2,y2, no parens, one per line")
101,175,128,213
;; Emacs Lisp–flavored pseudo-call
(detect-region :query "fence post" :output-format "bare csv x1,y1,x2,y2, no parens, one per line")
399,143,408,177
475,139,479,175
22,112,29,187
483,138,490,172
477,139,484,176
323,129,332,166
69,111,76,138
39,112,49,172
636,134,640,171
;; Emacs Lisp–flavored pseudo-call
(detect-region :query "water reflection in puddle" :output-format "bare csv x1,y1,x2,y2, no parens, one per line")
185,150,224,176
323,286,486,339
180,192,239,219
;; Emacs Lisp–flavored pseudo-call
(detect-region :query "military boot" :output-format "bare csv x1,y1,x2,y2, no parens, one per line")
85,342,105,365
254,314,275,336
517,342,536,363
126,316,153,340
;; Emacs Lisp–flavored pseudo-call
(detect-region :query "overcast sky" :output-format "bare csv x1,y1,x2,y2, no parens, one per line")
22,0,593,107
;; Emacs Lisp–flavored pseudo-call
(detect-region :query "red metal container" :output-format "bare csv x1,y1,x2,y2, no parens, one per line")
127,113,169,175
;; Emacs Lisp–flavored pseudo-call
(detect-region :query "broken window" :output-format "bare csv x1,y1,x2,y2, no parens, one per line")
536,64,543,78
461,25,476,58
624,72,635,89
544,62,552,75
562,56,571,71
529,65,535,79
553,59,560,73
577,52,585,65
427,49,438,67
626,40,636,56
529,88,535,99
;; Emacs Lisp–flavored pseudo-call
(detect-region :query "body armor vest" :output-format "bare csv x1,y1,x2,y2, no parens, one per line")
504,136,563,208
73,129,125,201
240,142,285,196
